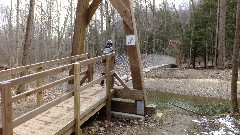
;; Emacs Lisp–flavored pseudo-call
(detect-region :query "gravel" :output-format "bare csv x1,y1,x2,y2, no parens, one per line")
144,67,239,100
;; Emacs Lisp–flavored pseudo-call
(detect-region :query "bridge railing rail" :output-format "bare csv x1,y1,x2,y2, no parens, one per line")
0,53,116,135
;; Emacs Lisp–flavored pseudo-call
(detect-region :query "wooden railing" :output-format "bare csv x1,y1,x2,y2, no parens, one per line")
0,53,116,135
0,54,88,79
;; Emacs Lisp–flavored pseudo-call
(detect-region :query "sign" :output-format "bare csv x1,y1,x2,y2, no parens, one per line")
126,35,136,45
136,100,145,115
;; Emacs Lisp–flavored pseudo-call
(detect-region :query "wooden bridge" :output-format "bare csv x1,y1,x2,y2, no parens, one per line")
0,0,155,134
0,53,150,135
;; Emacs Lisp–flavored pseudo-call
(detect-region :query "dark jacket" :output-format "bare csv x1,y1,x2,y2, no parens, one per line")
102,47,113,63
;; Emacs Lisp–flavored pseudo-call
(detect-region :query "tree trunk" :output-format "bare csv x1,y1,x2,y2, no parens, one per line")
152,0,156,53
47,1,53,60
105,0,110,40
205,26,208,68
144,0,148,54
163,0,167,55
190,0,195,68
214,0,220,68
217,0,226,69
39,2,44,62
100,2,104,48
16,0,35,94
16,0,20,67
231,0,240,115
8,0,13,68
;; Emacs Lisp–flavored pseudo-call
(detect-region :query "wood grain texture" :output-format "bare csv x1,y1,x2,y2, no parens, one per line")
109,0,133,31
12,75,74,102
87,53,93,82
114,88,144,100
13,91,74,128
69,0,89,83
12,86,107,135
1,82,13,135
114,73,129,90
0,54,87,77
10,64,72,87
87,0,103,25
36,67,43,107
74,63,81,135
122,0,146,101
106,54,112,120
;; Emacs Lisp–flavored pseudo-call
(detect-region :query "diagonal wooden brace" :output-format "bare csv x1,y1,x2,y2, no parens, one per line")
109,0,134,31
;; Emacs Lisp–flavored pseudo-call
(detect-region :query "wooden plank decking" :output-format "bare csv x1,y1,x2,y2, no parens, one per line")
13,86,107,135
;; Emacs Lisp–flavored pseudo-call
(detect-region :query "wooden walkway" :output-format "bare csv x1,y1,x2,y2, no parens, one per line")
13,85,111,135
0,53,145,135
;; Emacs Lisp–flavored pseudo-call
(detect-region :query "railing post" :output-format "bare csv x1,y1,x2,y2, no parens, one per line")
1,82,13,135
110,54,115,88
106,54,113,120
74,63,81,135
36,67,43,107
87,53,93,83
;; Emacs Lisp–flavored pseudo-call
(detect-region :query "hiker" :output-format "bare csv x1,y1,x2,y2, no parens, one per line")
100,40,114,86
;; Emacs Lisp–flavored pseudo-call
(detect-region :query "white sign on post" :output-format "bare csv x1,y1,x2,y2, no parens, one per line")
126,35,136,45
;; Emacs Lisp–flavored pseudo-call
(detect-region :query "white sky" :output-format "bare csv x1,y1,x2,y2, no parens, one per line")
0,0,189,8
0,0,188,27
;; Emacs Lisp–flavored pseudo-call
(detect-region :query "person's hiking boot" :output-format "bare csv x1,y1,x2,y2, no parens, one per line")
100,80,104,86
100,73,106,86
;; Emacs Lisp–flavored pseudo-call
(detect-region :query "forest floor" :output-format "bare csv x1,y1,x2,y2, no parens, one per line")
83,66,240,135
145,67,235,100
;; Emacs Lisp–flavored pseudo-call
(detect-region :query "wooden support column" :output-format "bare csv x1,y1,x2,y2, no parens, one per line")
106,54,113,120
87,53,93,82
69,0,89,84
1,82,13,135
74,63,81,135
122,0,146,101
36,67,43,107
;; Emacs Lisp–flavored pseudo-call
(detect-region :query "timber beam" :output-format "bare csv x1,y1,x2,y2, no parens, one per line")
114,88,144,100
69,0,89,83
122,0,146,101
87,0,103,25
111,100,156,116
109,0,134,31
71,0,89,56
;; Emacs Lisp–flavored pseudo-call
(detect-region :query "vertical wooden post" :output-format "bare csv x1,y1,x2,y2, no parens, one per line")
87,53,93,82
74,63,81,135
1,82,13,135
110,54,115,89
106,54,112,120
36,67,43,107
122,0,146,101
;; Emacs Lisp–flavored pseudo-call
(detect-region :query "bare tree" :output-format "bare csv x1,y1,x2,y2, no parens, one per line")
217,0,226,69
231,0,240,115
190,0,195,68
152,0,156,53
16,0,35,94
16,0,20,66
8,0,13,68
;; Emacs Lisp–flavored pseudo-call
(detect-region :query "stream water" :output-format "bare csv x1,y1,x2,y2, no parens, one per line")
147,90,240,134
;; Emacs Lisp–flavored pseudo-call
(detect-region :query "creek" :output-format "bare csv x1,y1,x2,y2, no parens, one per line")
147,90,240,134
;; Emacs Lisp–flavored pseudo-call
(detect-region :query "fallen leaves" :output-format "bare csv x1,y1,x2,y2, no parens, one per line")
83,116,161,135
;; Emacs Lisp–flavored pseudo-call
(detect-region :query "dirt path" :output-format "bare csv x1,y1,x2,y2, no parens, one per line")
152,111,197,134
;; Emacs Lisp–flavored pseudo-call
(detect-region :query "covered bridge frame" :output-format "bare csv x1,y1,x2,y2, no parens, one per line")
70,0,146,105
